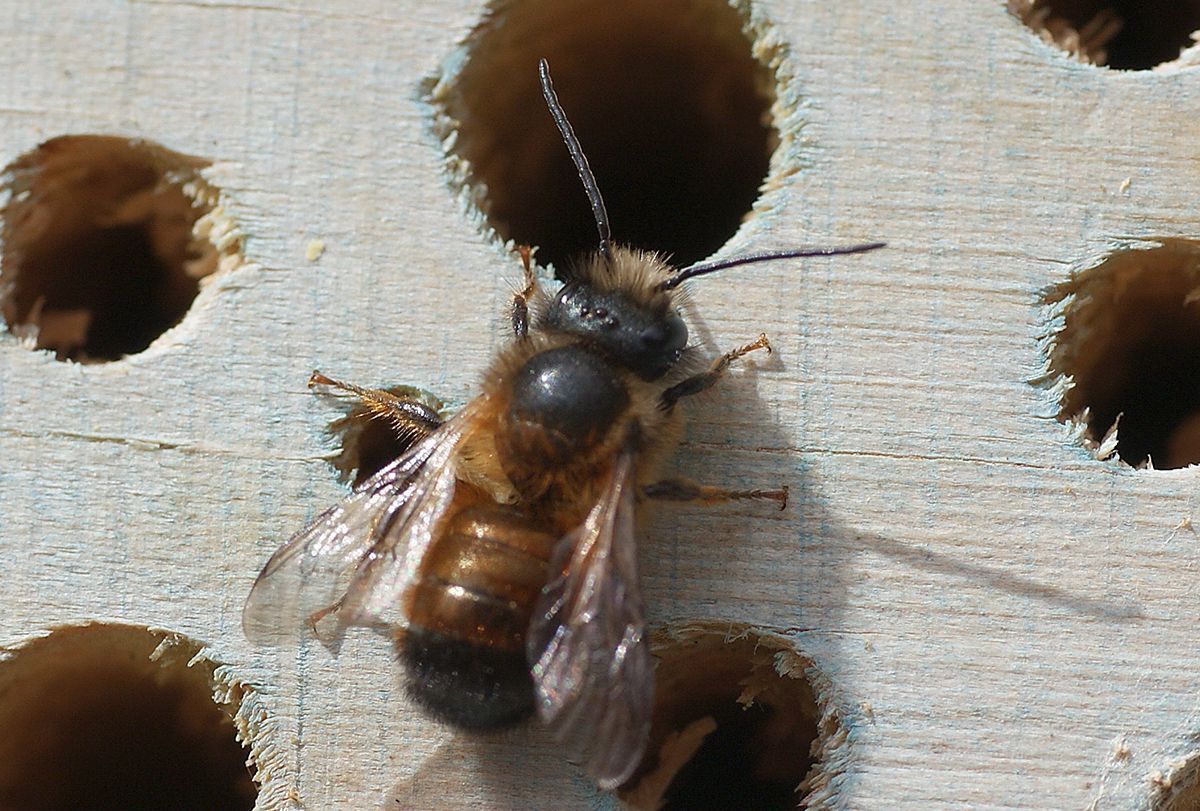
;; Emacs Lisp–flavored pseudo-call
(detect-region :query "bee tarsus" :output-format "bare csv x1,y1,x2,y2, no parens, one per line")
642,479,789,510
660,333,773,410
309,370,444,446
511,245,538,339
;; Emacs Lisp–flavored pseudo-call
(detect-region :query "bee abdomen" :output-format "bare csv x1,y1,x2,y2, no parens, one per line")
403,503,557,729
400,627,535,729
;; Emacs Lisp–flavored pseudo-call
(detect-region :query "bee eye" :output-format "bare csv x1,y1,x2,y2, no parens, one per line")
640,323,669,349
642,312,687,354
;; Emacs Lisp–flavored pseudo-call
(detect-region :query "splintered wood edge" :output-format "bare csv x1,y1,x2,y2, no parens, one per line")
421,0,805,270
620,620,852,811
0,136,250,363
0,622,289,809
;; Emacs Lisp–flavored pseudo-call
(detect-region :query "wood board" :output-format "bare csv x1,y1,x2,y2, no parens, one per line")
1,1,1199,808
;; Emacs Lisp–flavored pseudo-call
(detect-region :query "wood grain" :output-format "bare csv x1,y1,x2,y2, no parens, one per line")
1,1,1199,809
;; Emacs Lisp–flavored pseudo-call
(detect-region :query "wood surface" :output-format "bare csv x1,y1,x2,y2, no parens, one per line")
1,1,1199,809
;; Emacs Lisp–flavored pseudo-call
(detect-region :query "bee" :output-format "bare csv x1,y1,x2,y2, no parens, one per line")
243,59,883,790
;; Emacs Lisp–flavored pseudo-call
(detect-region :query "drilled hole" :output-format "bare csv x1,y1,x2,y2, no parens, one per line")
1042,240,1200,469
1152,751,1200,810
431,0,777,272
0,623,257,811
1009,0,1200,69
621,623,838,811
318,383,447,487
1,135,242,362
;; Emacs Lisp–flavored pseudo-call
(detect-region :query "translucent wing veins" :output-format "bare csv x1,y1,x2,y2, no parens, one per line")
526,444,653,790
242,400,484,643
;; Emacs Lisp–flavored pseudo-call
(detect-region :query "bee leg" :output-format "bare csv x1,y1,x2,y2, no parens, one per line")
309,371,443,444
305,597,346,642
660,333,772,410
511,245,539,339
643,478,789,510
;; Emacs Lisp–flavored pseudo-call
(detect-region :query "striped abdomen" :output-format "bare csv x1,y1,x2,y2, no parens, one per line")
401,500,557,729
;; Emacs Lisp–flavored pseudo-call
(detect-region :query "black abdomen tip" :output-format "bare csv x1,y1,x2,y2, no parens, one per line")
401,627,534,730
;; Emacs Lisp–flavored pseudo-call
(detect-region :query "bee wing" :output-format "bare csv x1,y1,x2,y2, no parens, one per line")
242,399,485,644
526,444,653,790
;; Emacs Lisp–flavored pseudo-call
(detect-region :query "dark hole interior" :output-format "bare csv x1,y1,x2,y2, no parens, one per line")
1047,242,1200,469
1157,765,1200,811
623,626,824,810
1,135,219,362
0,625,256,811
662,702,809,811
1016,0,1200,68
348,417,411,487
437,0,775,273
1089,325,1200,468
320,384,444,487
1106,0,1200,68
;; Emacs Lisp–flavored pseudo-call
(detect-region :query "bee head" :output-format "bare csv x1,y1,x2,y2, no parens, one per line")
543,249,688,381
535,58,885,380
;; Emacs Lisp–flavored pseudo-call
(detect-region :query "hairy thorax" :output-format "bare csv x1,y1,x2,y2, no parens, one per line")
458,335,681,528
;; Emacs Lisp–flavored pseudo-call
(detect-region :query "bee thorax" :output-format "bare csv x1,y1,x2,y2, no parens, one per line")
499,345,629,475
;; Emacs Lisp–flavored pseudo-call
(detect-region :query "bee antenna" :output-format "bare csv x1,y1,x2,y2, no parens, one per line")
539,58,612,259
659,242,886,290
